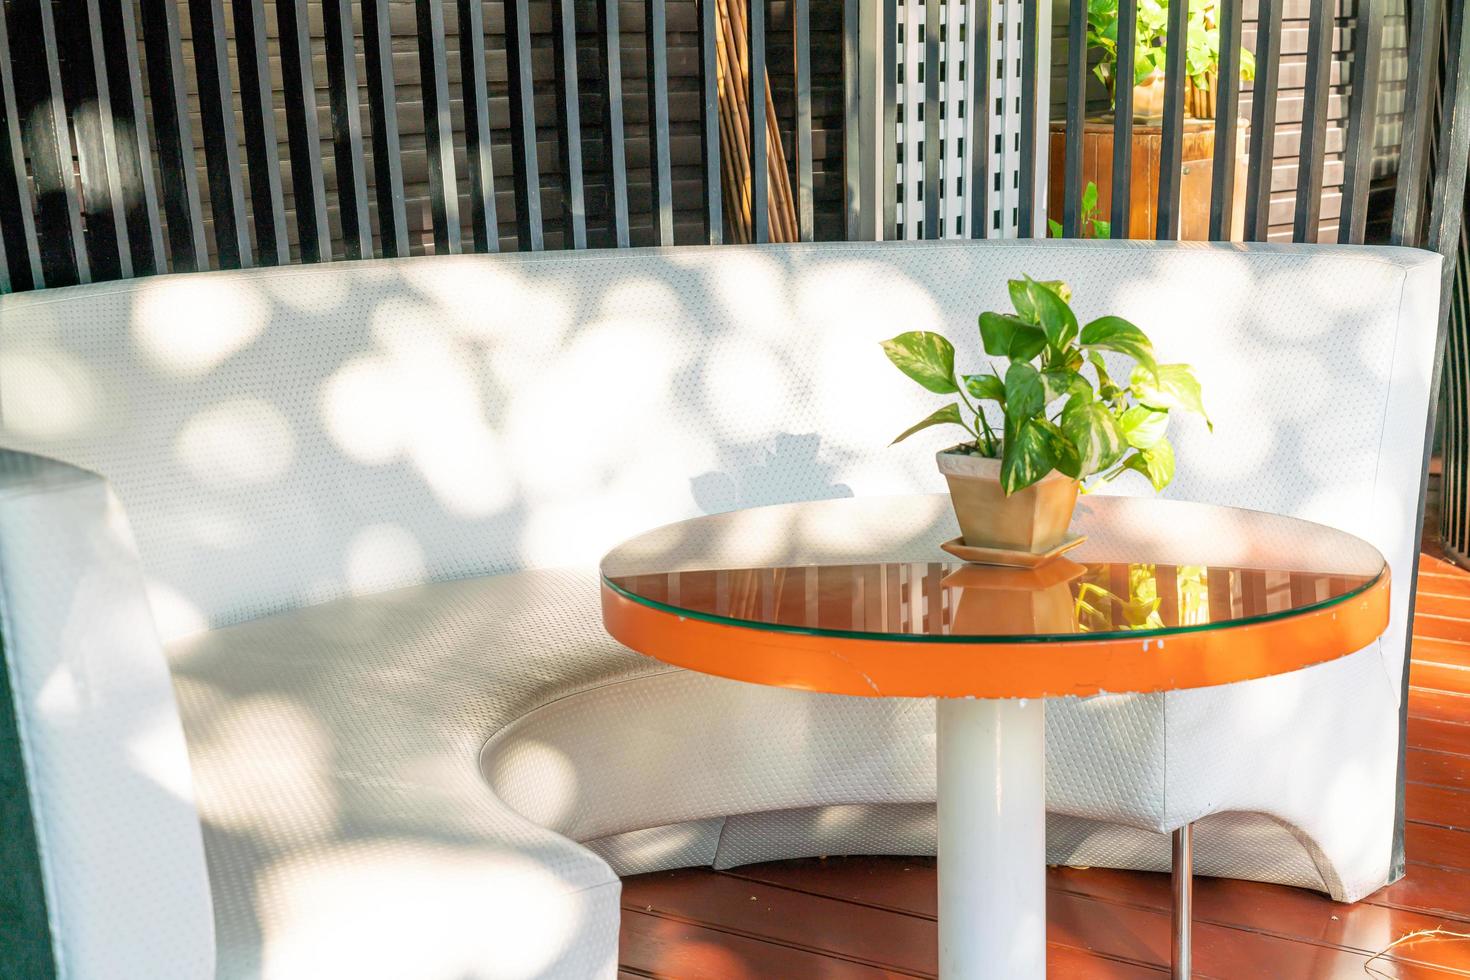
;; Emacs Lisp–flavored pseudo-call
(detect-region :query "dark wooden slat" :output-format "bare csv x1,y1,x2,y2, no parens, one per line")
1338,0,1384,244
277,0,330,262
232,0,287,266
646,0,675,244
60,0,127,280
1111,0,1136,237
1426,0,1470,370
1292,0,1332,242
967,0,990,239
458,0,500,252
12,0,89,284
793,0,814,241
1155,0,1190,240
505,0,545,250
0,60,10,289
1062,0,1087,237
1392,0,1444,247
141,0,208,271
98,0,164,274
0,0,39,291
553,0,587,248
1209,0,1244,241
923,0,941,238
843,0,860,239
751,0,770,243
1244,0,1282,241
598,0,630,246
699,0,722,243
1018,0,1040,237
188,0,250,268
84,0,135,276
323,0,371,260
881,0,897,238
363,0,408,258
416,0,462,254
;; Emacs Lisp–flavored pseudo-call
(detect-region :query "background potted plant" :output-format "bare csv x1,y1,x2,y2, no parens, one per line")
882,277,1209,554
1086,0,1255,121
1047,0,1254,239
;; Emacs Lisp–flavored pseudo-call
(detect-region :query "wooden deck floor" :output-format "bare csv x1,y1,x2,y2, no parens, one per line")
618,552,1470,978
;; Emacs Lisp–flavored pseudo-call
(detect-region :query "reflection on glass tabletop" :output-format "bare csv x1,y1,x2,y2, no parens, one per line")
599,495,1391,698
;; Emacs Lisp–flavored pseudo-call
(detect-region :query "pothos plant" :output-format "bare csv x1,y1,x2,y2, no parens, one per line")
881,277,1210,495
1048,181,1111,240
1087,0,1255,102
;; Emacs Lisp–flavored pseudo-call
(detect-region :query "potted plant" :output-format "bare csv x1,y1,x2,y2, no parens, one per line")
1086,0,1255,121
882,277,1209,554
1047,0,1254,238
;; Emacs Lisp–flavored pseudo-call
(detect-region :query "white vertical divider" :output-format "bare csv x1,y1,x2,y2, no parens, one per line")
942,0,966,237
895,0,1024,239
996,0,1022,237
1033,0,1052,237
898,0,920,234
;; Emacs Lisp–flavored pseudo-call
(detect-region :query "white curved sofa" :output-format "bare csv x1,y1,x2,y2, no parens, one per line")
0,240,1440,979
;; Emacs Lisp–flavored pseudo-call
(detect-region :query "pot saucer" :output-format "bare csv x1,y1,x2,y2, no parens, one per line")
939,533,1087,568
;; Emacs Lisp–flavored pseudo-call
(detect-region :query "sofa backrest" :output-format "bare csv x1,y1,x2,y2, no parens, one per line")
0,240,1439,683
0,452,214,979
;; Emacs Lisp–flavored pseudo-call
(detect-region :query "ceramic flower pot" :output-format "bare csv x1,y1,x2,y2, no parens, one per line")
1132,70,1167,123
936,448,1080,554
1131,70,1215,122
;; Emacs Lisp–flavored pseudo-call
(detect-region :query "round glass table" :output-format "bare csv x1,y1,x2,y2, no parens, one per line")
599,494,1389,979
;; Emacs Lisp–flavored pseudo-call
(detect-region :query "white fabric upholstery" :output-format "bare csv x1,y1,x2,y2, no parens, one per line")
0,240,1440,680
165,569,644,980
0,240,1442,975
0,453,213,979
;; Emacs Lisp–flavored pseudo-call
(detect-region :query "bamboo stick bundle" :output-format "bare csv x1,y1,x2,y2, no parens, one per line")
726,0,798,242
711,0,798,243
715,0,753,240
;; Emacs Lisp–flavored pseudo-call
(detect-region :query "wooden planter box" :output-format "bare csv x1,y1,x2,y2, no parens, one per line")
1047,117,1246,241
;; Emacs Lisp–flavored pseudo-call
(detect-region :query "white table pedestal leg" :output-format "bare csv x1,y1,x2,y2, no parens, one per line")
937,697,1046,979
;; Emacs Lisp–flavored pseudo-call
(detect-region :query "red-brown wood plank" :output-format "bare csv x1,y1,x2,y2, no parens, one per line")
1413,660,1470,696
1369,863,1470,923
1411,749,1470,790
1417,570,1470,600
1415,637,1470,669
728,858,1470,974
1408,782,1470,831
1051,868,1470,973
1418,593,1470,620
1411,688,1470,726
623,868,936,974
1409,716,1470,756
1417,619,1470,646
1407,823,1470,872
619,908,908,978
623,869,1168,977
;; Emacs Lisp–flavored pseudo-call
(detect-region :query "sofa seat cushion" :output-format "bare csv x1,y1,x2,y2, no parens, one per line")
165,567,659,980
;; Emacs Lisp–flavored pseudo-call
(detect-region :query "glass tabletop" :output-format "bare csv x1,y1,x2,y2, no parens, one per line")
602,494,1386,645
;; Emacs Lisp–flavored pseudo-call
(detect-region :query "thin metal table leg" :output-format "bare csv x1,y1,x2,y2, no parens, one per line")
1172,823,1194,979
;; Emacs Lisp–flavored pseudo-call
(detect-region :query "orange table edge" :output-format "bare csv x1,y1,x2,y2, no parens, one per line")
600,567,1391,700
